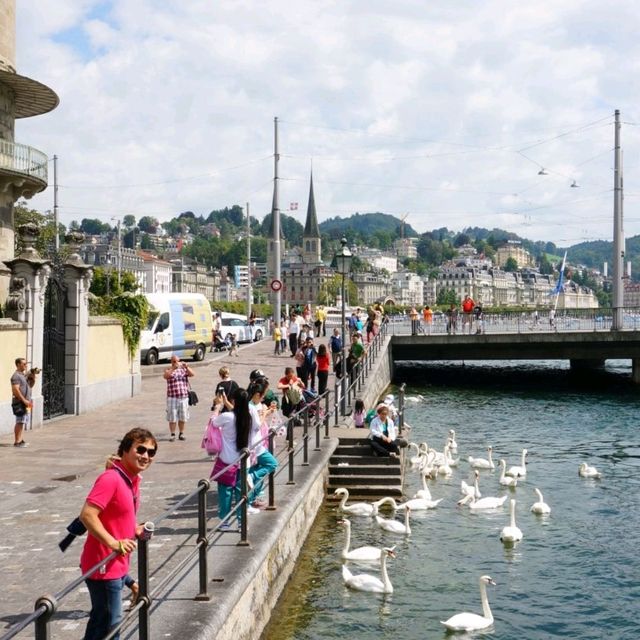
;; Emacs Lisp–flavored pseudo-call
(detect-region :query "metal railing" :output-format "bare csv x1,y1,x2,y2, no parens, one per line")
386,307,640,335
1,325,390,640
0,139,48,183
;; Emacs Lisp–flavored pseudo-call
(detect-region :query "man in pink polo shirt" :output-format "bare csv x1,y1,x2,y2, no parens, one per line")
79,428,157,640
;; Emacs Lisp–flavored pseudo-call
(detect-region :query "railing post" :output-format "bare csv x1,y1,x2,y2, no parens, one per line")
334,377,340,427
324,392,330,439
302,407,309,465
314,399,321,450
267,429,276,510
238,451,250,546
194,479,211,600
398,383,406,434
137,529,152,638
287,417,295,485
34,595,56,640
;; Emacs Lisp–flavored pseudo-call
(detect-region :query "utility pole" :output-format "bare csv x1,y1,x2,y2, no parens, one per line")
273,116,282,325
246,202,252,319
117,219,122,287
53,154,59,251
612,109,624,331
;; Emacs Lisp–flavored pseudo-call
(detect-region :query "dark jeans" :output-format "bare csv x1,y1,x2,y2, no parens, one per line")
289,334,298,356
317,370,329,395
370,435,408,457
84,576,126,640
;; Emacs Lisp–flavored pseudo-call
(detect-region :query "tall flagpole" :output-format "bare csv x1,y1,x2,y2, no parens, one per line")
246,202,252,319
612,109,624,330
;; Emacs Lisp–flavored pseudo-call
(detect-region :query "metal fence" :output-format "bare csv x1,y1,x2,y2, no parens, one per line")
0,139,48,182
0,322,389,640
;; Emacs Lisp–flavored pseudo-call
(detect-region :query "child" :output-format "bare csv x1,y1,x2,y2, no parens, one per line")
228,334,239,357
316,344,330,395
274,323,282,355
353,399,366,428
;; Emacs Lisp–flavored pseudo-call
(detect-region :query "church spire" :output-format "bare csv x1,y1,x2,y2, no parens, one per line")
303,172,320,237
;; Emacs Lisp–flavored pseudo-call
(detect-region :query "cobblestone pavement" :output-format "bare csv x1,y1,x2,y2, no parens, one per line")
0,338,332,638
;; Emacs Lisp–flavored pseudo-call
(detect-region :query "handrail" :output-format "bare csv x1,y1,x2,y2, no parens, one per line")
1,330,389,640
0,138,48,182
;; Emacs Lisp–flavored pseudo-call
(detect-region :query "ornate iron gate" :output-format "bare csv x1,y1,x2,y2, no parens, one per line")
43,275,66,419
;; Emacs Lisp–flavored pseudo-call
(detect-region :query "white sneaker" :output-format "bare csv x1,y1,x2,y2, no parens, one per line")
247,505,260,515
246,473,254,490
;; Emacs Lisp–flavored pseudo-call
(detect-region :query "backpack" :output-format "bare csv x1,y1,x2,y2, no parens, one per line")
285,385,302,406
201,416,223,455
364,408,377,427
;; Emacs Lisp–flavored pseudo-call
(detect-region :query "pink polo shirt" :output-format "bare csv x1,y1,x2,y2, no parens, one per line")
79,465,140,580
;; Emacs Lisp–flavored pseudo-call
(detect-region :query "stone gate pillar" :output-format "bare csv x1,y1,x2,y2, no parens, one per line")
62,232,92,414
3,223,51,428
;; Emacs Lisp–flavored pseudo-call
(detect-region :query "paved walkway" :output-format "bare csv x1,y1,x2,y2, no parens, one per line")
0,338,345,638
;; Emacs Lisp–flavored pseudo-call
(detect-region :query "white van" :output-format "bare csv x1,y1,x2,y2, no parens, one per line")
141,293,213,365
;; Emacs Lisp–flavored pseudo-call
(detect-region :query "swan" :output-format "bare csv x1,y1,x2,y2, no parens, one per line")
579,462,601,478
466,494,508,510
384,496,442,511
461,470,481,500
499,459,518,487
413,468,432,501
375,506,411,535
468,446,495,470
334,488,386,517
407,442,422,470
338,518,389,563
506,448,527,477
448,429,458,454
436,444,453,477
500,499,523,542
342,547,396,593
440,575,496,632
530,488,551,515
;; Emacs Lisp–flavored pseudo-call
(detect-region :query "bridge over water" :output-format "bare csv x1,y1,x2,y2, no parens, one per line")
389,331,640,382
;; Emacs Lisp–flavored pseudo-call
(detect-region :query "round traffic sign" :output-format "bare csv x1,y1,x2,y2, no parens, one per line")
270,279,282,292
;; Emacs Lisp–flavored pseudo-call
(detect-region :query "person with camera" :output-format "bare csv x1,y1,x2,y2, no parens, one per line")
79,427,157,640
163,355,194,441
10,356,32,447
214,366,239,413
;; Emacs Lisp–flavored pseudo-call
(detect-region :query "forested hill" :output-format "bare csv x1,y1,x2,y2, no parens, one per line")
319,212,418,240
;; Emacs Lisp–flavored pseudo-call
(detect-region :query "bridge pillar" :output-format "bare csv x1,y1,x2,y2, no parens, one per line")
570,358,605,372
632,359,640,385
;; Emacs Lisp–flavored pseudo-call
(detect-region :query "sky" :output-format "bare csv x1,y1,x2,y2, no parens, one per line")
13,0,640,246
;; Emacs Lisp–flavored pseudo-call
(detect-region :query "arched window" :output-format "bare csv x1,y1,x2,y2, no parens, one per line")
312,241,316,252
305,241,311,252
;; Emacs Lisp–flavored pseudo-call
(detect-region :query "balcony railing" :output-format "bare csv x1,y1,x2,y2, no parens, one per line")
0,139,48,183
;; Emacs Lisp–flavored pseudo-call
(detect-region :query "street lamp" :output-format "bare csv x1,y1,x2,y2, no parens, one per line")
334,237,352,415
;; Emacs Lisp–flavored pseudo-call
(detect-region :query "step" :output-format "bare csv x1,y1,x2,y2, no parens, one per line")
335,444,377,456
328,474,401,487
337,437,372,446
329,455,400,467
326,485,403,499
328,464,401,476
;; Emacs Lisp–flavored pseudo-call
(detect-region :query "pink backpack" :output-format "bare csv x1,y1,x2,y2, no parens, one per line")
201,416,223,455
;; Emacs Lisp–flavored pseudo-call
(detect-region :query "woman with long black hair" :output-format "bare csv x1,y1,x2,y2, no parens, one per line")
210,387,252,529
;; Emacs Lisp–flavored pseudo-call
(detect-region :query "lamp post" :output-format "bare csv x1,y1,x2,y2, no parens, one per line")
335,237,352,415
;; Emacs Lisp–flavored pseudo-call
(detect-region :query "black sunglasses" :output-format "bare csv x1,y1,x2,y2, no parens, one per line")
135,445,157,458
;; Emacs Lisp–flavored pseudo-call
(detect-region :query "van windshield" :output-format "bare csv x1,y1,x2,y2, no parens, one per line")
146,311,159,330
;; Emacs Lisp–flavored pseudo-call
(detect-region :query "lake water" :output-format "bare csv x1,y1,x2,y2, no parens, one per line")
262,361,640,640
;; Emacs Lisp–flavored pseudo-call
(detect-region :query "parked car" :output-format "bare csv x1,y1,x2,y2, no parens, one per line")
215,312,266,343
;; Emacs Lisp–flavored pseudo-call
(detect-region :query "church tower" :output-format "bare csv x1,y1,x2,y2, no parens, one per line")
302,172,321,264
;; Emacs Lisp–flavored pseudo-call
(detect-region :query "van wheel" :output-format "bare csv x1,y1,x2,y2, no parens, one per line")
253,329,263,341
193,344,206,361
145,349,159,366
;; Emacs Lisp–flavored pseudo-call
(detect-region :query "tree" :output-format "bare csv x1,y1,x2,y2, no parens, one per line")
138,216,160,234
123,214,136,229
436,288,458,305
79,218,110,235
454,233,471,248
504,257,518,272
140,233,154,250
539,254,553,275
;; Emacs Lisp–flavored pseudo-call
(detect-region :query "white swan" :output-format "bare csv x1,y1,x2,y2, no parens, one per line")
413,469,432,501
530,488,551,515
407,442,422,470
441,575,496,632
468,446,495,470
499,459,518,487
448,429,458,454
461,470,481,500
436,444,453,477
338,518,387,563
334,488,385,517
384,496,442,511
579,462,602,478
466,494,508,510
500,498,523,542
375,506,411,535
342,547,396,593
506,448,528,477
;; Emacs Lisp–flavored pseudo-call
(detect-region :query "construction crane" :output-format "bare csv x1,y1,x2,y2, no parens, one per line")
400,213,409,240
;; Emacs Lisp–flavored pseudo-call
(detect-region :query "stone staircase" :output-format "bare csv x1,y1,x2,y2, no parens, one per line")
326,436,404,500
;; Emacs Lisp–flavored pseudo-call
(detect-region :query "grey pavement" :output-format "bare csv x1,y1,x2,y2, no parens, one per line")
0,338,344,639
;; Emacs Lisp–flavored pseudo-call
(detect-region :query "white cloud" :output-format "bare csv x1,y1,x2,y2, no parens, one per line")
10,0,640,246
